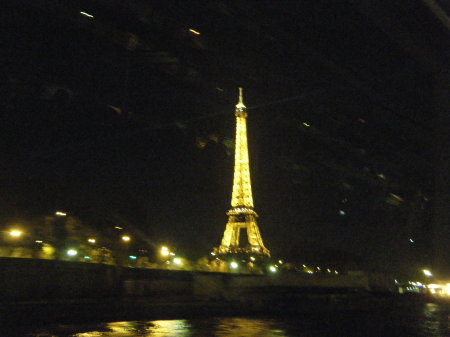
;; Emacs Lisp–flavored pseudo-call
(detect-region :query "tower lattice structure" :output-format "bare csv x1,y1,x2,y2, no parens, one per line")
214,88,270,257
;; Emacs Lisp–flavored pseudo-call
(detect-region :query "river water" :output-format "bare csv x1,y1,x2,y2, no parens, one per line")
3,301,450,337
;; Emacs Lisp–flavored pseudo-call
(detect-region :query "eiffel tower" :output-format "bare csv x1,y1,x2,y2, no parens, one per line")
213,88,270,257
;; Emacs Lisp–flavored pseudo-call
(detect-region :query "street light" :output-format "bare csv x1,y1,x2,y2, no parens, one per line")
9,230,22,238
230,261,239,269
423,269,433,277
87,238,96,244
121,235,131,242
160,246,170,256
67,249,78,257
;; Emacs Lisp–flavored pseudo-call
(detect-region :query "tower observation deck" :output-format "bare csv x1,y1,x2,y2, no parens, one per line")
214,88,270,257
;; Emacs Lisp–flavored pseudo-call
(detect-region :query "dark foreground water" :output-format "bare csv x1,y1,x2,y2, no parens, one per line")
2,301,450,337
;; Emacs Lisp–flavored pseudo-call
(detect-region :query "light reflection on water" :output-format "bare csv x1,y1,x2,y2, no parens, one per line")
71,318,286,337
6,301,450,337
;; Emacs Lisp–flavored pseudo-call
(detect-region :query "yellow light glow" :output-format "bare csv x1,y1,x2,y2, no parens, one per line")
160,246,170,256
423,269,433,277
88,238,96,243
114,226,123,230
250,256,255,261
302,122,311,127
189,28,200,35
121,235,131,242
35,240,43,243
269,265,277,273
230,261,239,269
67,249,77,256
9,230,22,237
173,257,182,265
55,211,67,216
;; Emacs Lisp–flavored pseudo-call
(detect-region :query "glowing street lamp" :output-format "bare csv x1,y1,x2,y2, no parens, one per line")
121,235,131,242
9,230,22,238
67,249,78,257
230,261,239,269
55,211,67,216
87,238,96,244
423,269,433,277
269,265,277,273
160,246,170,256
173,257,182,266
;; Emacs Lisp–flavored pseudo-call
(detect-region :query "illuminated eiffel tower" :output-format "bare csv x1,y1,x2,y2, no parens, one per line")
213,88,270,257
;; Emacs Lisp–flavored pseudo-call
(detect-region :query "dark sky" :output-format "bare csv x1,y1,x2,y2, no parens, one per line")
2,0,450,274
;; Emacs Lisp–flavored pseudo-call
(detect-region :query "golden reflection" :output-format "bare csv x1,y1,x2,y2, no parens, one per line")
215,318,287,337
73,320,192,337
71,318,286,337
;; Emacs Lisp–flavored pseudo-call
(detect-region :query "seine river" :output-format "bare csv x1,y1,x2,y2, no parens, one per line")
2,301,450,337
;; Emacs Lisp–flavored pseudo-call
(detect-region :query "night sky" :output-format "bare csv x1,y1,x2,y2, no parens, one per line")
2,1,450,275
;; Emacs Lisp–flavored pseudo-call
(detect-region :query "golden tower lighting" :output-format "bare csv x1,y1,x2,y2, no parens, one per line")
214,88,270,257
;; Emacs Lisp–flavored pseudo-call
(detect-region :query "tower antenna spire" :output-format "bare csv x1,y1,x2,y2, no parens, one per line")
236,87,246,110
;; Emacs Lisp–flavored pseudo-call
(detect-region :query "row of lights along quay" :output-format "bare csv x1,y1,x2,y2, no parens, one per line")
0,210,351,276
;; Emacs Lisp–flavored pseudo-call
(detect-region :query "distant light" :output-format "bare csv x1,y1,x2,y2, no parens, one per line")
341,198,348,203
189,28,200,35
160,246,170,256
409,238,414,243
269,265,277,273
302,264,306,268
114,226,123,230
121,235,131,242
250,256,256,261
170,252,175,256
9,230,22,237
317,267,321,271
84,256,90,260
211,252,216,256
377,173,386,179
88,238,96,243
334,270,339,274
80,11,94,18
216,87,224,92
55,211,67,216
35,240,43,243
278,260,283,264
306,270,314,274
230,261,238,269
339,210,346,216
423,269,433,277
327,268,331,273
173,257,182,265
129,255,137,260
67,249,77,256
302,122,311,127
